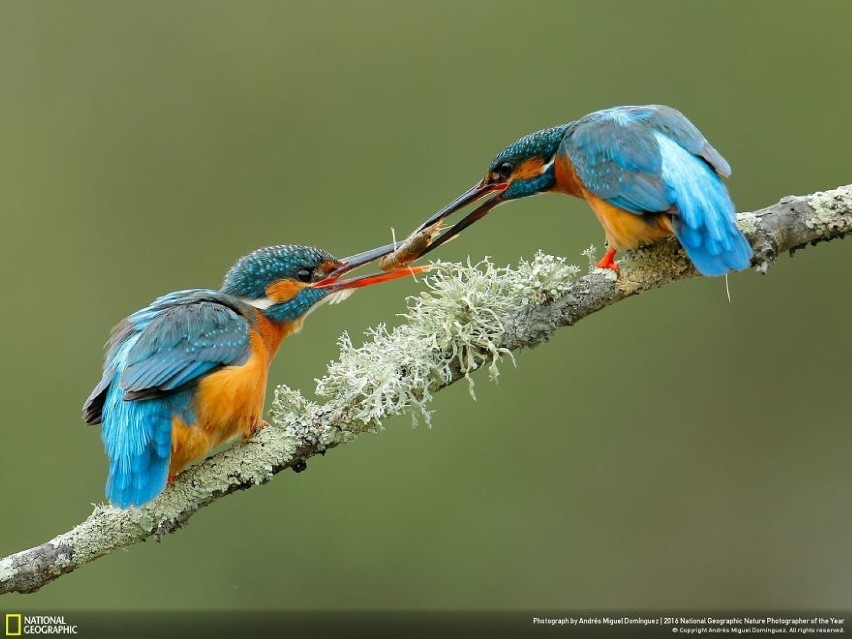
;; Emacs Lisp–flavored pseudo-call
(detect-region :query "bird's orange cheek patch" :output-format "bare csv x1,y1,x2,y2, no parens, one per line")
266,279,306,303
513,157,546,181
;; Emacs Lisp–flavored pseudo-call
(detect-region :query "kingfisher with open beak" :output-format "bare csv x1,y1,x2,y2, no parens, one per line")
400,104,752,276
84,242,424,508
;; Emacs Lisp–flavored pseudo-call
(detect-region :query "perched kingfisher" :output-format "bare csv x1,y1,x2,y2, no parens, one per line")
407,104,752,276
83,243,424,508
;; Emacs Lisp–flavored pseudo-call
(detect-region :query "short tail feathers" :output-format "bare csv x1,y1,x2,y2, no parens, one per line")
101,377,172,508
655,133,752,276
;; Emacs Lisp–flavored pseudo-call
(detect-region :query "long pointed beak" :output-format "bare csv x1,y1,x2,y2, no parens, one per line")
314,242,398,285
415,181,508,233
414,188,507,259
313,264,430,291
312,241,428,290
336,242,398,274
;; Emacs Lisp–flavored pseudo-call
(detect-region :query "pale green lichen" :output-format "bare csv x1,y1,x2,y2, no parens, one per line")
270,385,347,447
273,251,581,431
807,188,852,231
0,558,13,583
581,244,599,272
736,210,760,236
127,509,155,531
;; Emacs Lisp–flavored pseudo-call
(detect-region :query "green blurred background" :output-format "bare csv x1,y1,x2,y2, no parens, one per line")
1,0,850,611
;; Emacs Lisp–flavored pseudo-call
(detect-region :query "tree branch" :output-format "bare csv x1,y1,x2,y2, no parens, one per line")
2,184,849,596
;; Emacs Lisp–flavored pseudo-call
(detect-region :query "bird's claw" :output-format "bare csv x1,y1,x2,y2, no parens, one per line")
596,247,620,274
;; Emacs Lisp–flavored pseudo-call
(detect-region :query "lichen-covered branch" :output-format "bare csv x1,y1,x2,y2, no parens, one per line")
2,184,849,596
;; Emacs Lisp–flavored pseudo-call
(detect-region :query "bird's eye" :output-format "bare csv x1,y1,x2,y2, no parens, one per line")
495,162,513,181
296,269,312,283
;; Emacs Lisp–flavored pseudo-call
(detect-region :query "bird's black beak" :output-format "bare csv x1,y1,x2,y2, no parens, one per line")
313,242,429,290
329,242,398,276
416,180,509,233
409,180,509,259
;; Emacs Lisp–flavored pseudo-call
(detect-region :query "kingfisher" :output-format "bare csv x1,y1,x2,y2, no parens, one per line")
406,104,752,276
83,243,425,508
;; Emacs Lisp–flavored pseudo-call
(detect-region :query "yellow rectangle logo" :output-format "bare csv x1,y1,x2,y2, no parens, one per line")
5,614,22,637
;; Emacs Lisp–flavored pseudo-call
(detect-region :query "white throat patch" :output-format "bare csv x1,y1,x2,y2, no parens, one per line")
239,296,275,310
239,288,355,313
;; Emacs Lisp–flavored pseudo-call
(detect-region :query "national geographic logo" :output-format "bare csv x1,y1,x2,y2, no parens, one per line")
4,615,77,635
4,615,21,637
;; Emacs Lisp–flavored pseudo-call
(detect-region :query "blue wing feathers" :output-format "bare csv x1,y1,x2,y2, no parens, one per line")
645,105,731,177
87,290,253,507
120,296,251,399
563,105,750,276
606,173,670,214
656,133,751,275
83,319,135,424
564,108,668,213
102,374,180,508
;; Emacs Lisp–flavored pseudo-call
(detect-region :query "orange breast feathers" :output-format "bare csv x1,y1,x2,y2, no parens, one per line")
553,155,673,251
552,154,586,198
584,195,674,251
169,314,291,477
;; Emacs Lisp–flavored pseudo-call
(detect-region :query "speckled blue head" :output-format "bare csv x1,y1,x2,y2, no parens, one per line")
220,245,340,323
487,124,570,200
407,123,575,260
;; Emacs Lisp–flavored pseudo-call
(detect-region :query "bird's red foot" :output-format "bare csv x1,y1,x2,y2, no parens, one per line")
167,474,176,486
596,247,620,274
